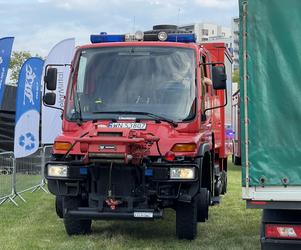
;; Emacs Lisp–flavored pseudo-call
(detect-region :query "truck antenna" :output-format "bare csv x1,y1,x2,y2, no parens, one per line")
177,8,181,27
133,16,136,33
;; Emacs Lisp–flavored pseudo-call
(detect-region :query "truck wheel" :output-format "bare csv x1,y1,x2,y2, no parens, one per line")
55,196,63,218
176,200,198,240
234,156,241,166
196,188,209,222
221,171,227,195
63,197,92,235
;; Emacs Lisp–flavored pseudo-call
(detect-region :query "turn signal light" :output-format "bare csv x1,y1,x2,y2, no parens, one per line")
54,142,72,151
171,143,196,152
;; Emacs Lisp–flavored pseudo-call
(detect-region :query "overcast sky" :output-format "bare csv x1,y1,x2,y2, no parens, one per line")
0,0,238,56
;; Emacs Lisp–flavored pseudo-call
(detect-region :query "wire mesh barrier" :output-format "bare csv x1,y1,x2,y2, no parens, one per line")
31,145,53,193
0,152,14,205
0,146,52,206
15,148,44,194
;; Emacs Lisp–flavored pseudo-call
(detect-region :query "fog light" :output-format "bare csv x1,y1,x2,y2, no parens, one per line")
170,168,195,179
48,165,68,177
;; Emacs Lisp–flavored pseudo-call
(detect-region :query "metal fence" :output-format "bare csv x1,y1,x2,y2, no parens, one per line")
0,146,52,206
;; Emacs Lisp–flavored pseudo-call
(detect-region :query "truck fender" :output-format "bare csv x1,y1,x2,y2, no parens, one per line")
198,143,211,157
196,143,211,190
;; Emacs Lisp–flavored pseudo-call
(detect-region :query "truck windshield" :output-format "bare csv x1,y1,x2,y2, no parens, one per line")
66,46,196,122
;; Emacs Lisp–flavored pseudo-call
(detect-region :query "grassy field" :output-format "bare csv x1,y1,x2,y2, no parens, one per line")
0,163,261,250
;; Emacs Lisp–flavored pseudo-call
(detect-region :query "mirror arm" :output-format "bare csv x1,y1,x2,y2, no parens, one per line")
43,104,64,112
200,62,224,66
201,89,227,122
42,98,64,112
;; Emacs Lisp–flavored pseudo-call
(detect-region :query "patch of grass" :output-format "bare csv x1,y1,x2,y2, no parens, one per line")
0,162,261,250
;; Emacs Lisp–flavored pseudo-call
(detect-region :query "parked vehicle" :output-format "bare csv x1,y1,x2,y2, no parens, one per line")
240,1,301,249
231,90,241,165
43,25,232,240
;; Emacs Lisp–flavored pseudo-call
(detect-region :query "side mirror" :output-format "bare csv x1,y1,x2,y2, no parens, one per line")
43,92,56,105
44,68,57,91
212,66,227,90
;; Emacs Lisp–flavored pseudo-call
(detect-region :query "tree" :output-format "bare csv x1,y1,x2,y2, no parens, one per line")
8,51,32,85
232,69,240,84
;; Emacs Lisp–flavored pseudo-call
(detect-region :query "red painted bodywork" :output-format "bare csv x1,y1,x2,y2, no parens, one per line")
53,41,232,165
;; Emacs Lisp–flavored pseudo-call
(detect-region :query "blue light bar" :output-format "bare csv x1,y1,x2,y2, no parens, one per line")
90,33,125,43
166,33,196,43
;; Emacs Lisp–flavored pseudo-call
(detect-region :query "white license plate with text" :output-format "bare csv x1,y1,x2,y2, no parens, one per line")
108,123,147,130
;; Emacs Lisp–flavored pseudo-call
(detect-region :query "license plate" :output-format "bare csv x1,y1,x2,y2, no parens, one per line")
133,212,153,218
108,123,146,130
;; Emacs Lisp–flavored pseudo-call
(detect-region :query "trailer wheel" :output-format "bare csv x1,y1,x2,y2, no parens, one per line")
176,200,198,240
55,196,63,218
63,197,92,235
196,188,210,222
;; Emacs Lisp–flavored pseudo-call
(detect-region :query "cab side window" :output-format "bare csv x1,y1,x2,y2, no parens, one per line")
201,55,212,95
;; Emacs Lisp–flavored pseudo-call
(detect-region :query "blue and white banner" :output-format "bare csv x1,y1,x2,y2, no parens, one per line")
0,37,14,106
14,57,44,158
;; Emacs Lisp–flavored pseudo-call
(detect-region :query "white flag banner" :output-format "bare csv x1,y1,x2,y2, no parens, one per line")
42,38,75,144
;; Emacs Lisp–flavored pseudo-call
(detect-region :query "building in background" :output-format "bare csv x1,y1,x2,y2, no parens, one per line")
180,20,241,72
179,22,233,49
232,17,240,70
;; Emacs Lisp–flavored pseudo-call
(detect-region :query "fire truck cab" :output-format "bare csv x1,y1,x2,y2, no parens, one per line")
43,25,232,240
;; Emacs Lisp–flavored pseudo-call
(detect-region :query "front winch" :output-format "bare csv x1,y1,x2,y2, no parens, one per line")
76,126,159,165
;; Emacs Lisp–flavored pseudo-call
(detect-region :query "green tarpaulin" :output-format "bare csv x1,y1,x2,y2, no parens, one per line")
240,0,301,186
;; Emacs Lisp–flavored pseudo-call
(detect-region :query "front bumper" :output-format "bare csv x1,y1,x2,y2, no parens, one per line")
261,238,301,250
45,161,199,182
45,161,199,201
65,207,163,220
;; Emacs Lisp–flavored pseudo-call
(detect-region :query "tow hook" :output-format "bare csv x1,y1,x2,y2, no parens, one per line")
105,162,122,210
105,198,122,210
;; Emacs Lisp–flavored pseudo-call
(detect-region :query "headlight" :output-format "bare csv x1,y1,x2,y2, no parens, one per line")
170,167,195,180
48,165,68,177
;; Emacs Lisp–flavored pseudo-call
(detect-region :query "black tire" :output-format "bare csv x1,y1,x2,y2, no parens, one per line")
196,189,209,222
63,196,92,235
55,196,64,218
234,156,241,166
153,25,178,30
176,200,198,240
221,171,227,195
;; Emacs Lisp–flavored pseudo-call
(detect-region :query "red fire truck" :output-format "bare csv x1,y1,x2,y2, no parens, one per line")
43,25,232,240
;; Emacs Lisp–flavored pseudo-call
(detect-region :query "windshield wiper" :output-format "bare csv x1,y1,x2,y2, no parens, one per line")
92,111,178,127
